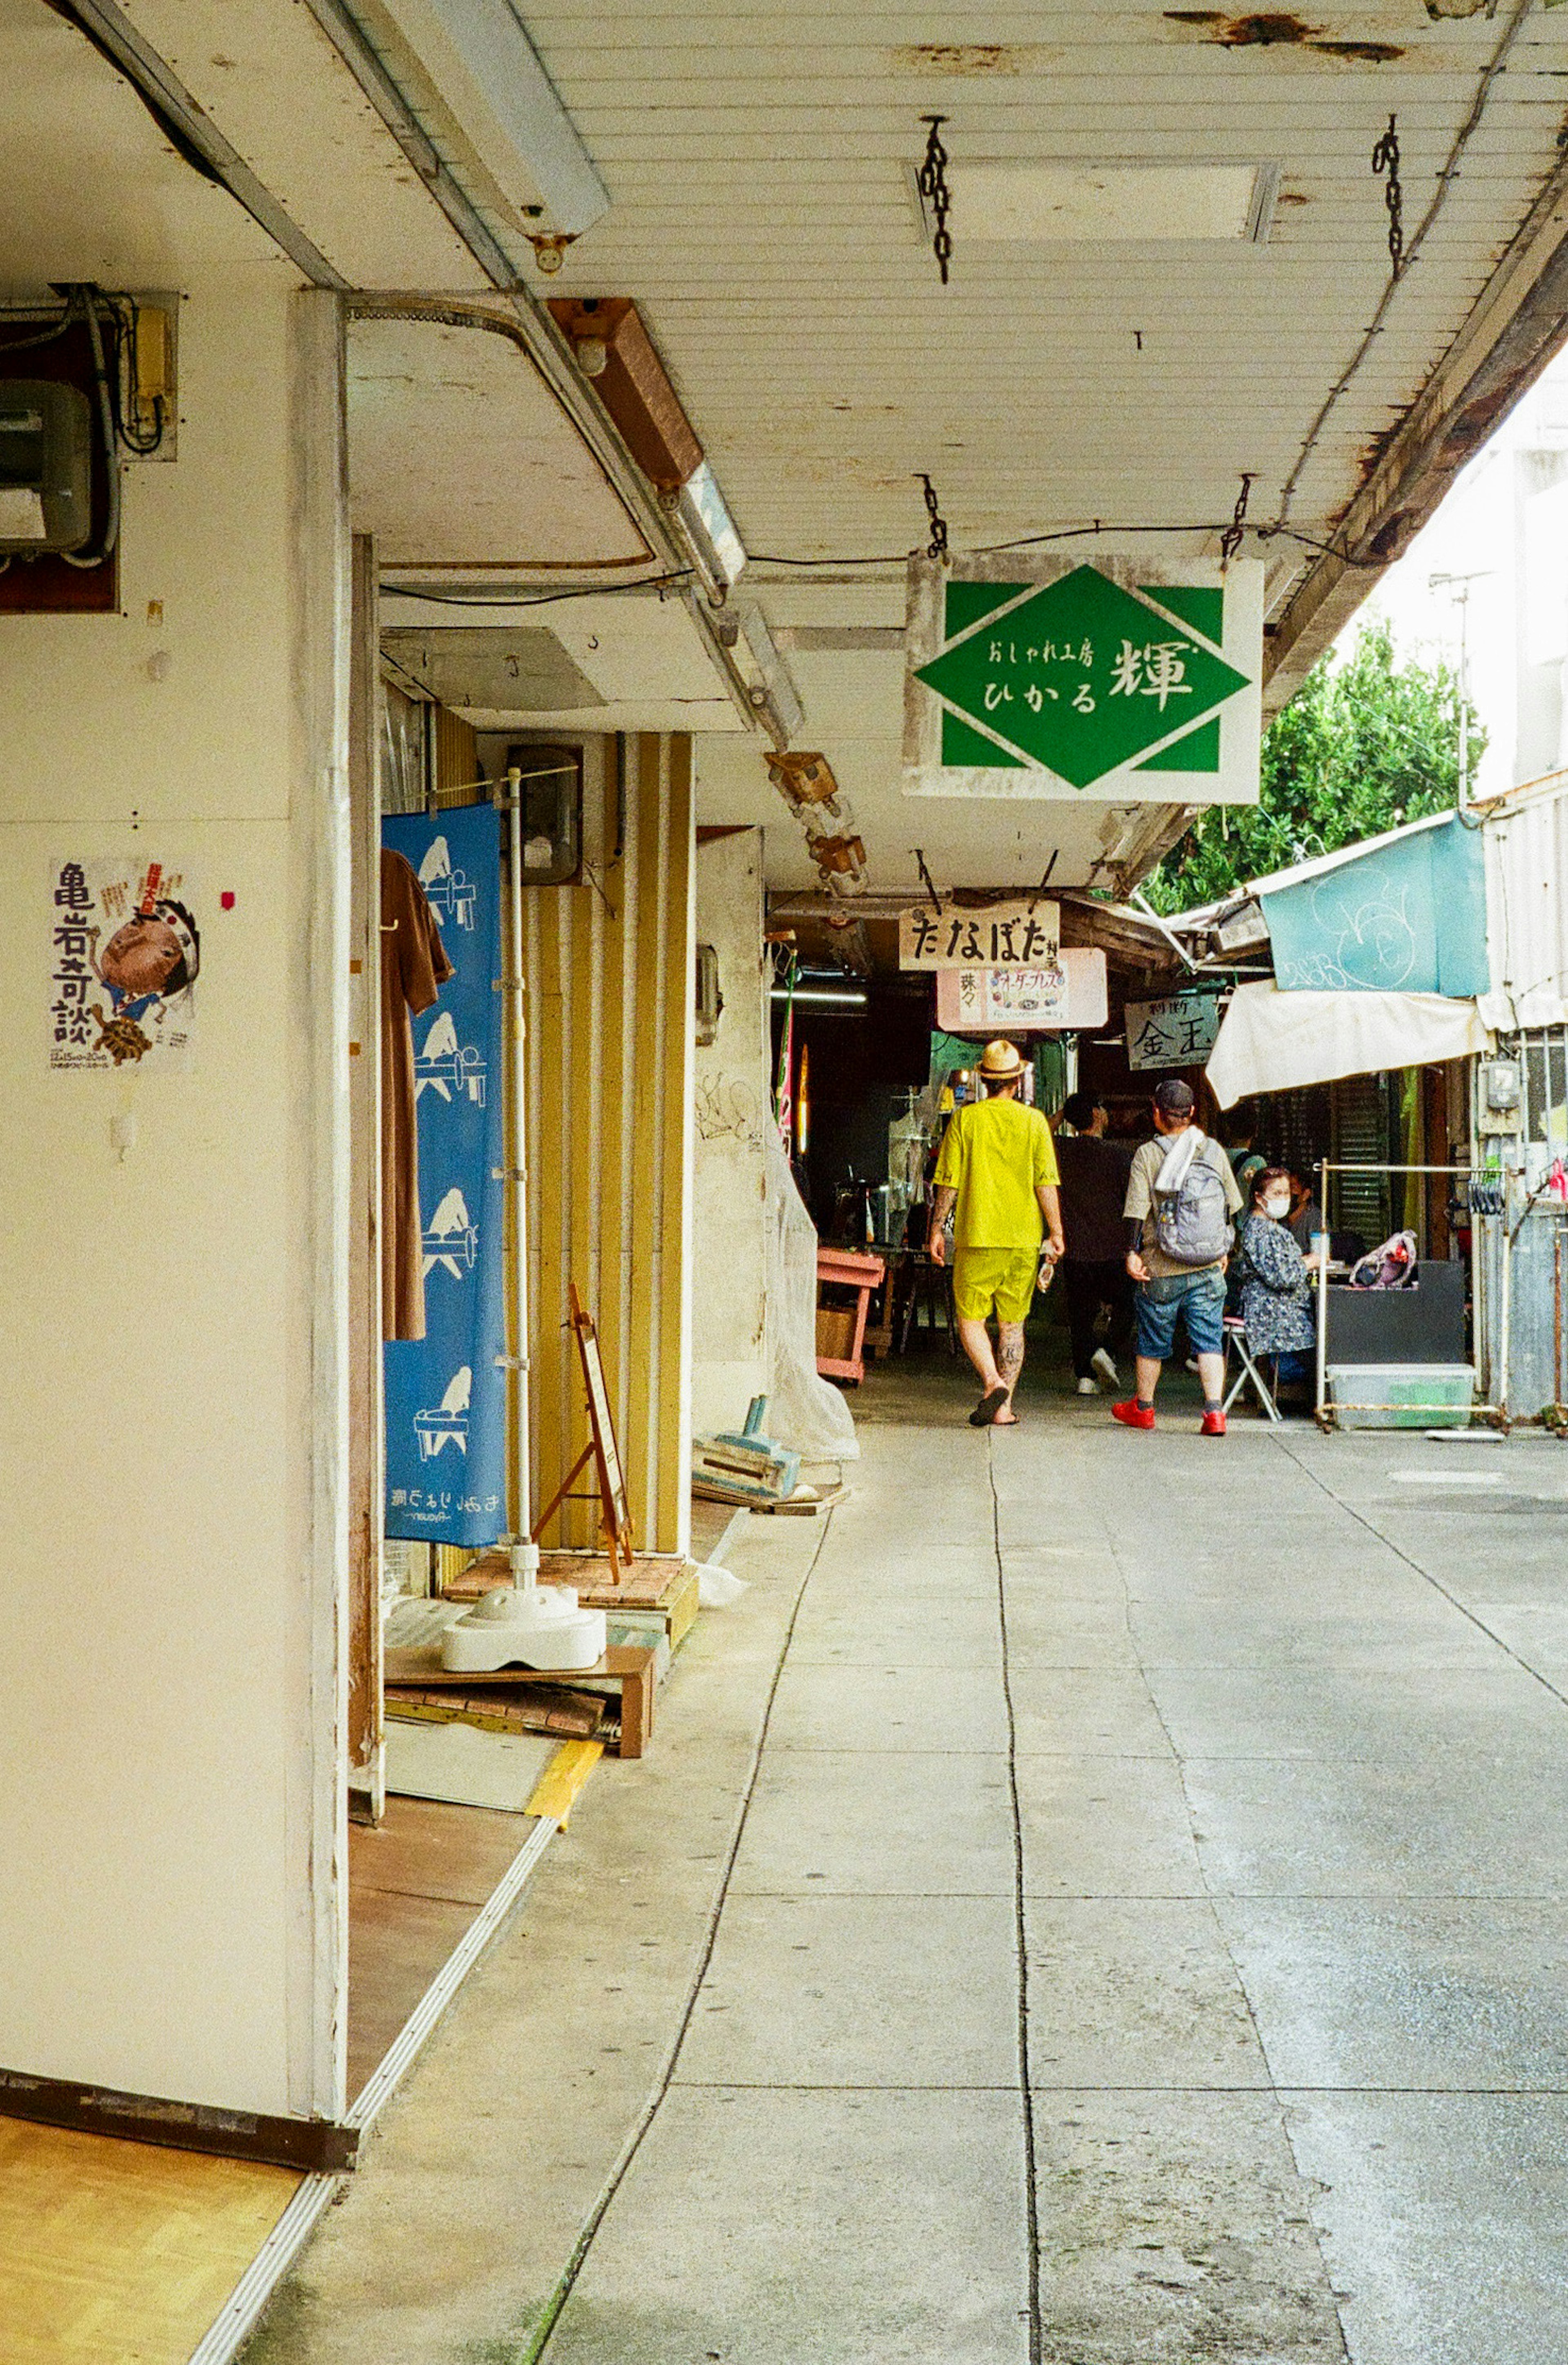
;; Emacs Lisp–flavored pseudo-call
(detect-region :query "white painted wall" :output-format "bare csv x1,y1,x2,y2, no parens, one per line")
0,271,348,2118
690,828,770,1438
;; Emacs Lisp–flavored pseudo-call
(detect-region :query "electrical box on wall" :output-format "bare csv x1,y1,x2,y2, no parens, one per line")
505,742,581,885
0,288,175,612
0,383,93,551
1477,1059,1523,1135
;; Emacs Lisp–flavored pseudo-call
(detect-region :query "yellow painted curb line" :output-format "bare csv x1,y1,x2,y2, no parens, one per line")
527,1738,604,1827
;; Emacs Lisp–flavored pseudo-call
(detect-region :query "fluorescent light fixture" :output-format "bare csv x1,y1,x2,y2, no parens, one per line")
771,987,868,1006
373,0,609,233
930,162,1281,245
678,459,747,589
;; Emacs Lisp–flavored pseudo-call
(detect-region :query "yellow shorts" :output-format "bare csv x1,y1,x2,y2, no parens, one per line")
952,1245,1038,1325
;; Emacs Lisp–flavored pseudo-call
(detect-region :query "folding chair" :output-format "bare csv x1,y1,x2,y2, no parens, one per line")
1221,1314,1281,1425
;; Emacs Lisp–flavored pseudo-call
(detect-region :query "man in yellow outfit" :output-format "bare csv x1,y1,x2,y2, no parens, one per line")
929,1038,1065,1426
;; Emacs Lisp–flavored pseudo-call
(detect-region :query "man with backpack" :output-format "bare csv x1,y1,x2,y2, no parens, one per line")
1114,1076,1243,1437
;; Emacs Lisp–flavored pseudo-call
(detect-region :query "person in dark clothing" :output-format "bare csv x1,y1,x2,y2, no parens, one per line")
1054,1090,1136,1395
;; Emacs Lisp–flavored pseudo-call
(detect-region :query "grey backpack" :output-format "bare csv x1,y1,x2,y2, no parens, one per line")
1154,1146,1234,1266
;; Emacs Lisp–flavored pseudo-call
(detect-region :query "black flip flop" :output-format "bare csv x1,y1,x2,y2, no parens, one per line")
969,1386,1009,1427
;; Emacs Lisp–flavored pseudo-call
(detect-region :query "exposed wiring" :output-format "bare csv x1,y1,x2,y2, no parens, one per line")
94,290,166,456
380,569,695,610
0,303,75,356
58,287,119,567
745,522,1367,570
1276,0,1537,527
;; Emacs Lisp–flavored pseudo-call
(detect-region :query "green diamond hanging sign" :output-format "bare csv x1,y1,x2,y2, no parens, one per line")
903,555,1262,804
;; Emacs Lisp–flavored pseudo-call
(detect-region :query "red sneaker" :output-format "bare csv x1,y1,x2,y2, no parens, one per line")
1112,1399,1156,1430
1201,1410,1227,1437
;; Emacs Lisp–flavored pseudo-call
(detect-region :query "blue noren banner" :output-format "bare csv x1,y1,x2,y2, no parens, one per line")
383,806,508,1547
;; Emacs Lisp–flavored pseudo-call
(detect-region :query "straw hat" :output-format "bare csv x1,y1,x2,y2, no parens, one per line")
978,1037,1025,1081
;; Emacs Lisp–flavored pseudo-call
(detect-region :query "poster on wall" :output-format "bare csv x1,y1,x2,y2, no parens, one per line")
48,856,200,1070
383,806,508,1551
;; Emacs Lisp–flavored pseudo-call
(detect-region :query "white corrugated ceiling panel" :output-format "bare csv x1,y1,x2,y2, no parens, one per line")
518,1,1568,579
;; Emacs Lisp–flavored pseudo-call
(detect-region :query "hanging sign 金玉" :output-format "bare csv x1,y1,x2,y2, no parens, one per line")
382,805,508,1551
904,554,1262,803
899,896,1060,971
1125,990,1223,1073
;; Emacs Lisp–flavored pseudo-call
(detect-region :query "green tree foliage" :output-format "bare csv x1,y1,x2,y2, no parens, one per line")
1145,620,1479,914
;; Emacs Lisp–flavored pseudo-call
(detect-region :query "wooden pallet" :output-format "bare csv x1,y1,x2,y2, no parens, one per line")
450,1549,700,1653
385,1641,657,1759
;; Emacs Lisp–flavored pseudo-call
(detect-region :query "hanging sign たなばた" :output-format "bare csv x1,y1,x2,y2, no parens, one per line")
904,555,1262,803
899,896,1060,971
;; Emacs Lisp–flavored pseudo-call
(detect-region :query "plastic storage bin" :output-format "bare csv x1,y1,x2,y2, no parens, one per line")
1326,1363,1474,1429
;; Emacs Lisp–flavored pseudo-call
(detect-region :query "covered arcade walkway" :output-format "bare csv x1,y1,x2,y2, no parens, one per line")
253,1368,1568,2365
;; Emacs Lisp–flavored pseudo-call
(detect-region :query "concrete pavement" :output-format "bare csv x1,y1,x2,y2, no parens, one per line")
250,1361,1568,2365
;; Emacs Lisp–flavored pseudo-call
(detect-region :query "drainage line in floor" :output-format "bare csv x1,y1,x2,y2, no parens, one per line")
987,1444,1044,2365
521,1509,838,2365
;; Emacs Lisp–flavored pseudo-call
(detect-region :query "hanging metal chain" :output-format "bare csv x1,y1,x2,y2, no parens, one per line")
917,474,949,562
918,114,953,285
1220,471,1254,567
1371,114,1405,279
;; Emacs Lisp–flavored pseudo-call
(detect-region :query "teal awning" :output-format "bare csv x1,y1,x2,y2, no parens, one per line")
1260,811,1489,997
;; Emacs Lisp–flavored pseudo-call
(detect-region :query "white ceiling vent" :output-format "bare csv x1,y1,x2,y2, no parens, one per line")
919,162,1281,246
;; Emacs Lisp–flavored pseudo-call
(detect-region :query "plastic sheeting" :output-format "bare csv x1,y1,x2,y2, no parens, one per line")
1207,980,1493,1108
763,1131,860,1463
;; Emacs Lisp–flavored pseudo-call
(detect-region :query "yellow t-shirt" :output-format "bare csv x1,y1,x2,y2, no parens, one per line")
933,1096,1060,1249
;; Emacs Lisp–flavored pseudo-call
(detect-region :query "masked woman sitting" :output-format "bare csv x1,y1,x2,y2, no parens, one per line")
1234,1165,1321,1389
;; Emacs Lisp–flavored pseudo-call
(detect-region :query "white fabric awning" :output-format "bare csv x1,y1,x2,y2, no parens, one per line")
1206,980,1493,1108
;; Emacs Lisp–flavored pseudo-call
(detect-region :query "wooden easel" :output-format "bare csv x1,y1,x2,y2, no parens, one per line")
530,1283,637,1582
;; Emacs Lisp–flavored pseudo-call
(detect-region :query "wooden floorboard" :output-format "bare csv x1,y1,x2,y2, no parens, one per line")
0,2117,297,2365
0,1794,556,2361
347,1794,542,2103
689,1495,737,1563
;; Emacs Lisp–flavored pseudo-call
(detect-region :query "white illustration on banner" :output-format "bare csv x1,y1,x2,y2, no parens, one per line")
1284,880,1419,991
417,835,477,930
423,1185,479,1281
49,856,201,1071
416,1008,488,1106
414,1365,471,1461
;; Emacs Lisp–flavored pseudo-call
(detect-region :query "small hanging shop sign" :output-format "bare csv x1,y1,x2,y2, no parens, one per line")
904,554,1262,802
898,895,1059,969
948,966,1072,1028
1125,989,1223,1072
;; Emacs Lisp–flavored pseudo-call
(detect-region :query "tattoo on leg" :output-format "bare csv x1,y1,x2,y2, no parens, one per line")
998,1327,1025,1388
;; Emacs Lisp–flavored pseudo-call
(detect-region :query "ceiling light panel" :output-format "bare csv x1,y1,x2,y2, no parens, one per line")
946,163,1279,245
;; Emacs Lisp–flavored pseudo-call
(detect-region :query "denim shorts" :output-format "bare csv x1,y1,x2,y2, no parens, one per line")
1134,1266,1227,1361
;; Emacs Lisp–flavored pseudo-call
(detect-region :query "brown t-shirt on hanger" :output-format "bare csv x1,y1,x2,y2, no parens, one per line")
380,846,454,1341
